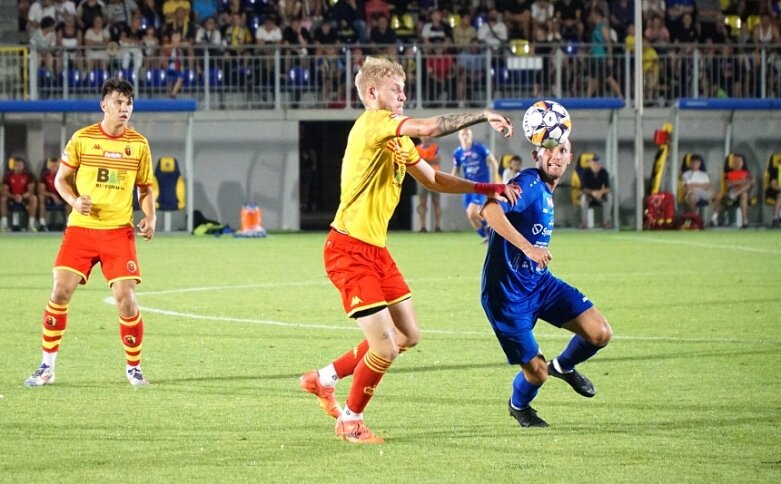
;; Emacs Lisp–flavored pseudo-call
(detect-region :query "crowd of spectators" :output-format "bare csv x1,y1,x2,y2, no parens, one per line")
17,0,781,100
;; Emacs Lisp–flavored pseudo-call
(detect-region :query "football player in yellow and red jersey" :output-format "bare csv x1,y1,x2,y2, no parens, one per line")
299,56,518,444
24,78,156,388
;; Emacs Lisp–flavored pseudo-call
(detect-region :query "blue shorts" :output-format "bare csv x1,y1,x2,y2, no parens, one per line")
463,193,487,210
481,272,593,365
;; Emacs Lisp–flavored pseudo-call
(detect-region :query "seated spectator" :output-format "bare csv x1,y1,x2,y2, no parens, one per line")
162,29,185,97
0,157,38,232
579,154,613,229
37,157,69,231
30,16,57,71
420,8,453,44
711,153,755,227
681,154,712,211
162,0,191,26
766,155,781,227
57,12,83,70
697,0,723,42
532,0,557,32
502,154,522,183
477,8,508,49
77,0,105,32
27,0,56,35
138,0,162,31
665,0,695,25
104,0,139,40
369,14,397,48
196,15,223,56
141,25,159,69
83,14,111,71
497,0,532,40
217,0,241,30
329,0,367,43
313,16,339,49
554,0,583,41
118,15,144,75
53,0,78,26
644,13,670,48
451,10,476,47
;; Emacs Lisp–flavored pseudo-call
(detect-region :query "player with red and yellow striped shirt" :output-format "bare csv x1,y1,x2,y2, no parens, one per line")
24,78,156,388
300,56,518,444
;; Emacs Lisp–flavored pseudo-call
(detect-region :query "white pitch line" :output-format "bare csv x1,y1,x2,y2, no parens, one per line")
614,235,781,255
104,294,781,345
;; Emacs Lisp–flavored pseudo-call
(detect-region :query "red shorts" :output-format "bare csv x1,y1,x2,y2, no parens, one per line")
54,226,141,286
324,229,411,317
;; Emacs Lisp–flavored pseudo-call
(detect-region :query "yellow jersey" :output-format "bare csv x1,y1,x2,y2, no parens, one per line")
331,109,420,247
61,123,153,229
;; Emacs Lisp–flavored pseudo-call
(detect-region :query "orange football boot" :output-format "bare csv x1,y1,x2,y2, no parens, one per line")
299,370,341,418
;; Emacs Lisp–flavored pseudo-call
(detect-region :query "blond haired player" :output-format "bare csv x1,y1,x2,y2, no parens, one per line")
299,56,518,444
24,78,156,388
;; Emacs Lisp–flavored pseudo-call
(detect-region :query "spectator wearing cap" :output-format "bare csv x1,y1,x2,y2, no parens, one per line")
579,154,613,229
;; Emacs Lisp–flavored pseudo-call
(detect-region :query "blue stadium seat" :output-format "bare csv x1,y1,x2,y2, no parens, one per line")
205,67,224,89
85,68,109,90
287,66,310,87
181,68,198,89
119,67,137,85
60,68,82,90
144,68,167,88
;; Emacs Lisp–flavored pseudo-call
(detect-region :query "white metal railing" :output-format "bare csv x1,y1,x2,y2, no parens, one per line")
14,42,781,109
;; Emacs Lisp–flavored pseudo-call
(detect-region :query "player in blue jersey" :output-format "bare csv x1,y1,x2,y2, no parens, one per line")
480,138,613,428
450,127,501,240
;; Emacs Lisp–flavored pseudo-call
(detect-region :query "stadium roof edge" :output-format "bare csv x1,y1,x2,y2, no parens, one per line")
492,98,625,110
0,99,197,113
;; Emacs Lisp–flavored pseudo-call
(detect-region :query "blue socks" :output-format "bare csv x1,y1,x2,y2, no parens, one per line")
556,335,604,372
511,370,541,409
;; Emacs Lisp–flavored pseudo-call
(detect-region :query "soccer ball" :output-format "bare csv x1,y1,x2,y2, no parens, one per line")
522,100,572,149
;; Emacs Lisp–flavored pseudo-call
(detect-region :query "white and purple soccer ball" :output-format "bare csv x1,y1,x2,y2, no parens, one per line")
522,100,572,149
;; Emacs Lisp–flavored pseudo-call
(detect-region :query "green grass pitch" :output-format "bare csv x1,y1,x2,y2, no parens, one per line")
1,230,779,482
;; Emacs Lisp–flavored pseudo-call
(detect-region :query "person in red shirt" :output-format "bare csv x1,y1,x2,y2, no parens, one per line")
37,157,70,231
711,153,755,228
0,157,38,231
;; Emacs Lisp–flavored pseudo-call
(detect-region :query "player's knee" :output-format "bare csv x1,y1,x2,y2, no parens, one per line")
593,320,613,347
525,356,549,385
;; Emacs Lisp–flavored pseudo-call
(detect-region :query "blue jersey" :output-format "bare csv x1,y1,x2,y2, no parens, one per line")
481,168,556,302
453,142,492,182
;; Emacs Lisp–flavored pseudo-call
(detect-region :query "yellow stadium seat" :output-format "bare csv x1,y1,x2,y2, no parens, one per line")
724,15,742,37
747,15,761,33
510,39,530,56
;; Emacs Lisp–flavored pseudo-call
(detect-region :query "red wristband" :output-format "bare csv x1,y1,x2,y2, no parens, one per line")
474,183,505,196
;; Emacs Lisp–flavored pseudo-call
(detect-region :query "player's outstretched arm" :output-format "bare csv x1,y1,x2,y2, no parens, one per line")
400,111,513,139
408,162,519,204
482,200,552,269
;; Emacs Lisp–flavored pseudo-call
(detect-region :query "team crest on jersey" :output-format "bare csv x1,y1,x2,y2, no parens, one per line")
546,195,554,207
125,146,132,156
127,261,137,273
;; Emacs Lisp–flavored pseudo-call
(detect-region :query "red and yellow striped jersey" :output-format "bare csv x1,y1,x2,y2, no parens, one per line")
331,110,420,247
61,123,153,229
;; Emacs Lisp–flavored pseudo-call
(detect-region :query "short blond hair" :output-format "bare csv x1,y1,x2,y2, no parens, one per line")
354,56,406,106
